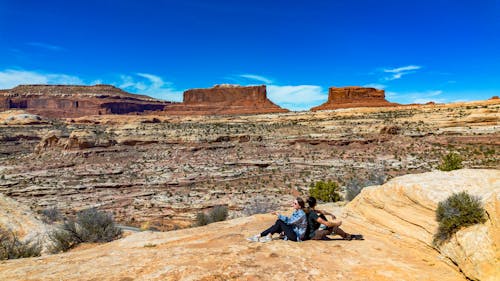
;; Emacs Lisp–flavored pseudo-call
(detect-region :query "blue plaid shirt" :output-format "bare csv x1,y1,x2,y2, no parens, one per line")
278,209,307,241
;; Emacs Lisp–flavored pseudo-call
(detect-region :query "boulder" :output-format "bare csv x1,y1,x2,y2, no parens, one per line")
311,86,398,111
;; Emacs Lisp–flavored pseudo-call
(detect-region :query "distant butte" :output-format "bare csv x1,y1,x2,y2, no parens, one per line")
311,86,398,111
0,84,170,118
163,84,288,115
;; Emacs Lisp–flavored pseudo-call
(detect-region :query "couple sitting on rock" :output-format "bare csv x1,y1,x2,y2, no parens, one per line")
247,196,362,242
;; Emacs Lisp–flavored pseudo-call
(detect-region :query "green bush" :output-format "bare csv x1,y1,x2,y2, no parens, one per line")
0,227,42,260
309,180,342,202
40,207,61,224
49,208,122,253
196,205,228,226
433,192,486,246
438,152,463,171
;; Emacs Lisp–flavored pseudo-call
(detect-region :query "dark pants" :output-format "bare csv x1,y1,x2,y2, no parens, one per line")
260,219,298,242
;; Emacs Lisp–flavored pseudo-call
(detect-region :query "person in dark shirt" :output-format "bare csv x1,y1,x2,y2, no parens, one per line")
306,196,354,240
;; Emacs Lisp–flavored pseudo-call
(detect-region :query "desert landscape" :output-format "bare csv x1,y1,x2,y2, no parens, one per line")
0,83,499,280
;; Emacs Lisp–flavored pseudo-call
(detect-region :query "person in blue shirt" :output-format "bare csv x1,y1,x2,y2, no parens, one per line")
247,197,307,242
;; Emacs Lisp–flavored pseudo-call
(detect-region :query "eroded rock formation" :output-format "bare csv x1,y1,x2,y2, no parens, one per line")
164,84,288,115
311,86,398,111
0,85,170,118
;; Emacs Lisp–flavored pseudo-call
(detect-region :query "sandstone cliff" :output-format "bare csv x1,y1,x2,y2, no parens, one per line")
0,84,170,118
0,170,497,280
164,84,288,115
311,86,398,111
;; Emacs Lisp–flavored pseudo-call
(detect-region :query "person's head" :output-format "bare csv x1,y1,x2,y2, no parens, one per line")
292,197,305,210
307,196,317,209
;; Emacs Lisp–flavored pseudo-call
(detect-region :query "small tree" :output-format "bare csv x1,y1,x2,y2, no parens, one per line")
433,192,486,246
438,152,463,171
195,205,228,226
309,180,342,202
49,208,122,253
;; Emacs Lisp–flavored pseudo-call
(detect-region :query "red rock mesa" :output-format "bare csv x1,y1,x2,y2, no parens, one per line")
164,84,288,115
311,86,398,111
0,84,170,118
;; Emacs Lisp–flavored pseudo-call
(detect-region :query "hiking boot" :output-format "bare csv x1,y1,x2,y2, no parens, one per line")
259,235,272,243
344,234,353,241
246,235,260,242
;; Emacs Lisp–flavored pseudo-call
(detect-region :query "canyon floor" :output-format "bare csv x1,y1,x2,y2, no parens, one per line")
0,100,498,230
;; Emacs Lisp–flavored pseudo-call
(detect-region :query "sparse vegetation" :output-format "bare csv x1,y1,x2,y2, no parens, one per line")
309,180,342,202
438,152,463,171
195,205,228,226
433,192,486,246
0,227,42,260
49,208,122,253
40,207,61,224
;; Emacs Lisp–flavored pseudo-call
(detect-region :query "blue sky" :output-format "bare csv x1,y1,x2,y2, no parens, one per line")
1,0,499,110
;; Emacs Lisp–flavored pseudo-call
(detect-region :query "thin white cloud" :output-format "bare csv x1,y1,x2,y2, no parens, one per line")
118,73,183,102
26,42,65,51
382,65,421,81
237,74,273,84
390,90,444,104
0,69,83,89
267,85,327,111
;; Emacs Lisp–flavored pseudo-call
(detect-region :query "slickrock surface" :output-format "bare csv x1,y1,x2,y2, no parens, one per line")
0,193,47,240
0,84,169,118
311,86,398,111
0,110,45,125
164,84,288,115
346,169,500,281
1,170,498,280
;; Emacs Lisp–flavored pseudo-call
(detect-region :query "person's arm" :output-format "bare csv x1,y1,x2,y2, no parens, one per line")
278,210,303,225
316,209,336,219
317,216,342,228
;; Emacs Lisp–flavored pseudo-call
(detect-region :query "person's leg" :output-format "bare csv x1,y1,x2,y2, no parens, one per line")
311,229,331,240
276,220,298,241
260,220,282,237
331,226,351,239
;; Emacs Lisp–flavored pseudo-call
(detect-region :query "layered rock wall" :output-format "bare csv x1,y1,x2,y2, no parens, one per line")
311,86,398,110
0,85,169,118
165,85,288,115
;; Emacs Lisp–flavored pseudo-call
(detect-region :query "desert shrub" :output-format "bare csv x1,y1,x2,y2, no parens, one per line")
438,152,463,171
309,180,342,202
433,192,486,246
345,170,387,201
0,227,42,260
243,196,279,216
40,207,61,224
49,208,122,253
196,205,228,226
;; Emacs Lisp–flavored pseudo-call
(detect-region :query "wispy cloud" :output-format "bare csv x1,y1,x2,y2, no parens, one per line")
118,73,183,102
267,85,327,111
383,65,421,81
26,42,65,51
237,74,273,84
0,69,83,89
389,90,444,104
